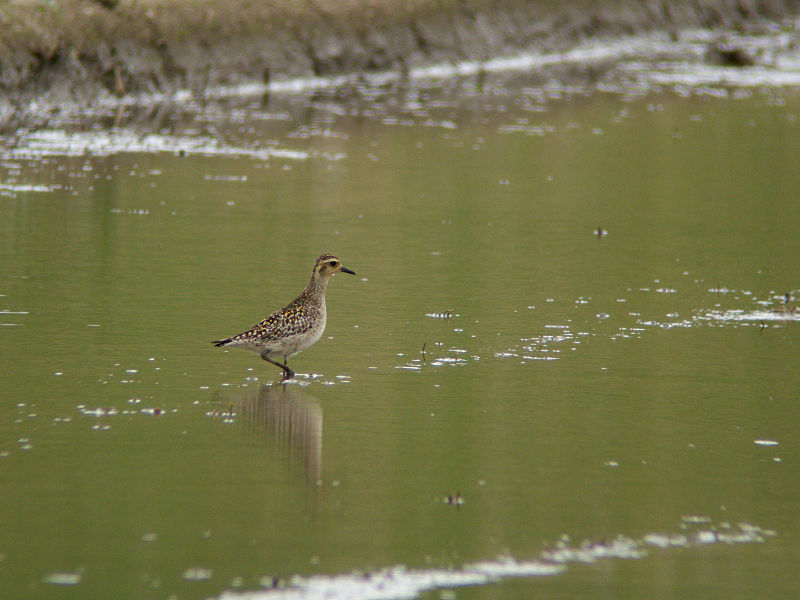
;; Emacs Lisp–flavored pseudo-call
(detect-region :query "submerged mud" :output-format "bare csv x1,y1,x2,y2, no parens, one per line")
1,0,800,126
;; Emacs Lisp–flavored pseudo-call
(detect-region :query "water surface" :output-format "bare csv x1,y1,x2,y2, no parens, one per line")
1,42,800,600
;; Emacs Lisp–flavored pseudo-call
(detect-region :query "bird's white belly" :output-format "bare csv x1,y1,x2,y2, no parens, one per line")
265,312,326,359
279,329,322,356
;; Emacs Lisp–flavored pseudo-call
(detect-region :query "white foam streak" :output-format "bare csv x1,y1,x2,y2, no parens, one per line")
217,523,773,600
220,562,561,600
5,130,307,161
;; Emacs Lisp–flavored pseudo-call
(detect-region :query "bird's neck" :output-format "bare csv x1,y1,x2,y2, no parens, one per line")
302,275,330,302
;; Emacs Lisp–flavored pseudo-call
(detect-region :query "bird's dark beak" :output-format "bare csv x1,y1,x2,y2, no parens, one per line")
340,266,356,275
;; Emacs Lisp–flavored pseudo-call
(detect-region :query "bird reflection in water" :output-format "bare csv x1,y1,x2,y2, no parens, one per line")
215,384,322,485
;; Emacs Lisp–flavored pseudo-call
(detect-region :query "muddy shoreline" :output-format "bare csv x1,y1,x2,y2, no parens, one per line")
2,0,800,126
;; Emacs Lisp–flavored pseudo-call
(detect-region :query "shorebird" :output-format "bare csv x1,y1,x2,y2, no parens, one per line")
212,254,356,379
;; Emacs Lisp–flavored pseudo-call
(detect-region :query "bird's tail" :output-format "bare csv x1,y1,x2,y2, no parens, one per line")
212,338,232,347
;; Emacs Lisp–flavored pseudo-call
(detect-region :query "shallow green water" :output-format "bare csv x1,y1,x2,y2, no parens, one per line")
1,76,799,600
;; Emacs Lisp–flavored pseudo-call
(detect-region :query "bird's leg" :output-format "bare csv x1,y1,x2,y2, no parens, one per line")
261,353,295,380
281,358,296,380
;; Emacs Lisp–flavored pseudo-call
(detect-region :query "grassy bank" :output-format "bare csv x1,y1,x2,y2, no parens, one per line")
1,0,799,124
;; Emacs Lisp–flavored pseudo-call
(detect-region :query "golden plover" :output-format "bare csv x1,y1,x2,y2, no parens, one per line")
212,254,356,379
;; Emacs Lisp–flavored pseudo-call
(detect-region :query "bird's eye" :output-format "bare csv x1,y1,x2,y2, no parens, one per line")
329,261,339,267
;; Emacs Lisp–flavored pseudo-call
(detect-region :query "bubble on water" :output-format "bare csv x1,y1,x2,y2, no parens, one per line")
43,572,82,585
183,567,213,581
